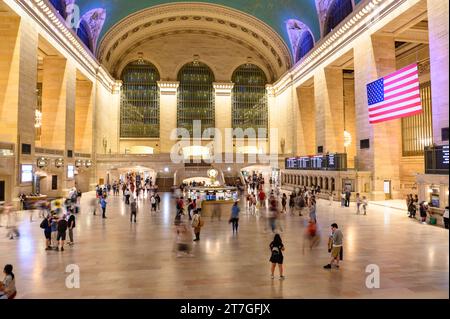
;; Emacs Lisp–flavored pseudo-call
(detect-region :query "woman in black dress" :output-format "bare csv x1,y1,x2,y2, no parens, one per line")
269,234,285,280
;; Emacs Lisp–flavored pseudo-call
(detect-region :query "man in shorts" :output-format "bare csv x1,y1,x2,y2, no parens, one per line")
57,215,68,251
324,223,343,269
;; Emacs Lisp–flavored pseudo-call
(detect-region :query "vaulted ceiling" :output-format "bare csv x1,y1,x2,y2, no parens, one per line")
75,0,361,49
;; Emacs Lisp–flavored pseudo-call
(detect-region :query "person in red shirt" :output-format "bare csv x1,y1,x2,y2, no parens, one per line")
259,190,266,208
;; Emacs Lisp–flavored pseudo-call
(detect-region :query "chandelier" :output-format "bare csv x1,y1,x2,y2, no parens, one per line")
344,130,352,148
35,110,42,128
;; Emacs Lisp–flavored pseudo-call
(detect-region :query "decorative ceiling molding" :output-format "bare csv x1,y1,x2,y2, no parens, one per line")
97,3,292,81
111,28,277,82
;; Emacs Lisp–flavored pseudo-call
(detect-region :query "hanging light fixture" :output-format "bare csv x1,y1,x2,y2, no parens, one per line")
35,110,42,128
344,131,352,148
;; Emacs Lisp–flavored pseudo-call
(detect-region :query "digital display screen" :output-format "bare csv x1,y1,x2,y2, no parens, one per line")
285,158,298,169
426,145,449,173
298,157,311,169
285,154,347,171
21,164,33,183
311,156,324,170
67,165,74,179
439,145,449,168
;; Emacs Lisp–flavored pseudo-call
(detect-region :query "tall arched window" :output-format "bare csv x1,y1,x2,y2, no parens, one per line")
120,61,160,138
77,20,93,51
297,31,315,62
324,0,353,36
232,64,268,136
177,62,215,135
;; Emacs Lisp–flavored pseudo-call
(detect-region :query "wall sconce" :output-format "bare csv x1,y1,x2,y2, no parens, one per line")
37,157,48,168
75,159,84,168
85,160,92,168
55,158,64,168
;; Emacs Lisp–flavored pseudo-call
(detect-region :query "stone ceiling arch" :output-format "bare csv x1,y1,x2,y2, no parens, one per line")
98,2,292,82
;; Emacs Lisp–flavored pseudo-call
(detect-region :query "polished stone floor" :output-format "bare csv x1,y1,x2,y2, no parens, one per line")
0,192,448,299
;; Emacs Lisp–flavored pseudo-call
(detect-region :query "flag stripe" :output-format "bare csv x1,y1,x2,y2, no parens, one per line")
384,67,418,85
370,106,423,122
370,109,423,124
385,78,419,94
369,97,421,114
384,83,420,99
369,91,420,110
384,64,418,81
369,101,422,117
384,72,418,90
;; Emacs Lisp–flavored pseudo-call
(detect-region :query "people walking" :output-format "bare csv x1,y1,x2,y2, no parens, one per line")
229,201,240,234
324,223,343,269
362,196,368,215
281,194,287,213
100,195,107,219
57,215,68,251
40,215,52,250
130,195,137,223
269,234,285,280
191,209,204,241
356,193,361,214
345,190,351,207
67,210,76,245
419,201,428,224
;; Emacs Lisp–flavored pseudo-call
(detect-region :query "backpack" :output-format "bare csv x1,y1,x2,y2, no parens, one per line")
271,246,280,259
198,217,205,227
40,218,47,229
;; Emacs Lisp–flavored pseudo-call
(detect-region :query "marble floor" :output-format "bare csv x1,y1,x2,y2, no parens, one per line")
0,192,448,299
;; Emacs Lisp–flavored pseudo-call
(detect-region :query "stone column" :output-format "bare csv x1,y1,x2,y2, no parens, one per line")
427,0,449,145
343,74,356,168
297,85,316,155
158,81,179,154
213,82,234,156
75,79,94,154
267,85,279,154
314,67,345,154
354,34,401,200
0,15,38,198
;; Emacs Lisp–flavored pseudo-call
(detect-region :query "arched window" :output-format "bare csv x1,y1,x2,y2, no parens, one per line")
49,0,67,19
232,64,268,136
120,61,160,138
297,31,315,62
177,62,215,135
324,0,353,36
77,20,93,51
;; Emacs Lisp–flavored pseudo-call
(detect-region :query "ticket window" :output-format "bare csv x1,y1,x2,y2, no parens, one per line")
430,188,440,208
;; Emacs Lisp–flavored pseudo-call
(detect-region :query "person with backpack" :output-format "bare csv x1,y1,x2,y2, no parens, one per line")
191,209,204,241
67,210,76,245
40,215,52,250
269,234,285,280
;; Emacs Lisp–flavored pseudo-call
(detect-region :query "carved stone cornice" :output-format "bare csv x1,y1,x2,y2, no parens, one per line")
213,82,234,96
157,81,180,95
7,0,116,92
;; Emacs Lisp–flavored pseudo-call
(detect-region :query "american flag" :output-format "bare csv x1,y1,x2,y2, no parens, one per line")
367,64,422,124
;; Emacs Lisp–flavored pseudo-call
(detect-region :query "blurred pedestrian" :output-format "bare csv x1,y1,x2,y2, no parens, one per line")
229,201,240,234
269,234,285,280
